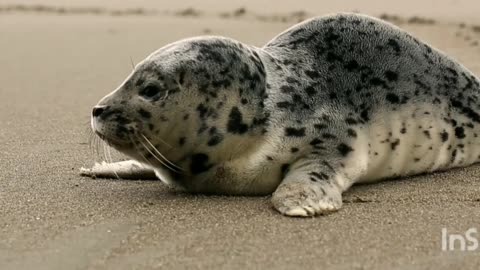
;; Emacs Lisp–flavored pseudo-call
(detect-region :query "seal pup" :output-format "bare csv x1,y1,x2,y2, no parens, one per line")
81,13,480,216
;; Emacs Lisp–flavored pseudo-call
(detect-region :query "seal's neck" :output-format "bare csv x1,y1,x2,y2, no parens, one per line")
160,40,270,176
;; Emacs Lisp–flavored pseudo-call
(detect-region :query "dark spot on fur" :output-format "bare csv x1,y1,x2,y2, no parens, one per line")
326,52,342,62
386,93,400,104
385,70,398,81
309,172,329,181
370,77,387,88
310,138,324,146
455,126,466,139
322,133,336,139
305,86,316,96
280,85,295,93
314,124,328,130
305,70,320,80
322,161,335,172
114,115,130,125
360,109,370,122
277,101,294,110
390,139,400,150
138,109,151,119
196,104,208,119
207,135,223,146
178,137,186,146
344,60,359,71
345,118,357,125
190,153,213,174
387,39,401,55
451,98,480,123
285,127,306,137
337,143,353,156
451,149,457,162
440,130,449,142
178,68,186,85
227,107,248,134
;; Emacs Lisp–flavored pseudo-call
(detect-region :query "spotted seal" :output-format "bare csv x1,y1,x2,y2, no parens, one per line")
81,13,480,216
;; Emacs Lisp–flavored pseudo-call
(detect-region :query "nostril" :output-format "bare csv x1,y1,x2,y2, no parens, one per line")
92,106,107,117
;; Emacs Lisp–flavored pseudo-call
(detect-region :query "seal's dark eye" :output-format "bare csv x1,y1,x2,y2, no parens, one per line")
139,85,160,99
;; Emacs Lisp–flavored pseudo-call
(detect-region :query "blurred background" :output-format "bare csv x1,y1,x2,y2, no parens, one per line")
1,0,479,20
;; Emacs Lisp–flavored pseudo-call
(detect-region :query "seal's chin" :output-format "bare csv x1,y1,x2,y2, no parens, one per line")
95,131,133,149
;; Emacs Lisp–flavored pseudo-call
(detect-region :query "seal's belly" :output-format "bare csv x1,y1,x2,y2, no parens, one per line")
352,103,480,183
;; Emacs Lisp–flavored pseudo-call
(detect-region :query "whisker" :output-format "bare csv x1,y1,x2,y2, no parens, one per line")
96,136,103,160
105,144,121,180
129,56,135,70
92,133,99,158
156,136,173,149
102,142,109,162
86,117,103,161
129,135,156,168
135,134,183,173
84,121,101,160
138,139,181,173
87,129,93,151
91,132,100,160
88,130,97,156
140,133,184,171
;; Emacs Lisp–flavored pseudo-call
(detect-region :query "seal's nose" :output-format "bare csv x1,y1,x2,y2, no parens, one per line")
92,106,107,117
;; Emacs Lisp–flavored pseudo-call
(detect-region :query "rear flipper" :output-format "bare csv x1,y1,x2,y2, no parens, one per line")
80,160,157,180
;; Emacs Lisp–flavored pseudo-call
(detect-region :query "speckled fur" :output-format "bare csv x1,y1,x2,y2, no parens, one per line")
86,13,480,216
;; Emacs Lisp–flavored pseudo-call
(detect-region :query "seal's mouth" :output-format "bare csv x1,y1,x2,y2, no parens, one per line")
93,124,186,175
95,131,132,148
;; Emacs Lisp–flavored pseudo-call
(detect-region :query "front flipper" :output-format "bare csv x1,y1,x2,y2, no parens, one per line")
80,160,157,180
271,159,347,217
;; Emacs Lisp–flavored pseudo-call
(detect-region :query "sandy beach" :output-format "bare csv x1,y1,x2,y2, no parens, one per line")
1,1,480,269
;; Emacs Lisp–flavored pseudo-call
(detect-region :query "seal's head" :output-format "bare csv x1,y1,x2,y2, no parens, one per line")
91,37,268,174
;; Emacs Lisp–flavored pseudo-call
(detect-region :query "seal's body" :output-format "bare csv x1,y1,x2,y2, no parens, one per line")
82,13,480,216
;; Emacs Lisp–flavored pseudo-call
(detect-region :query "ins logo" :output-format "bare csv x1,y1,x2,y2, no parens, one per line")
441,228,479,251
